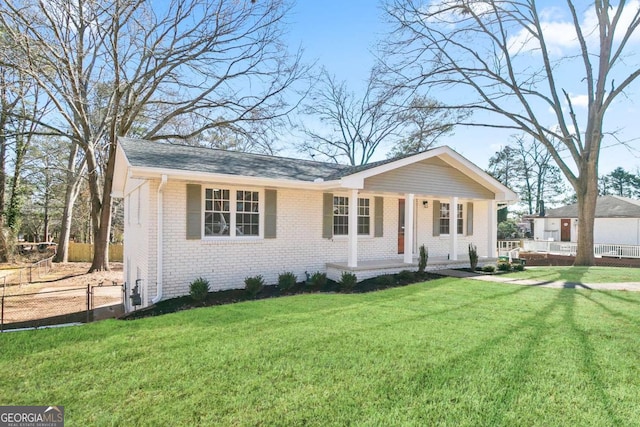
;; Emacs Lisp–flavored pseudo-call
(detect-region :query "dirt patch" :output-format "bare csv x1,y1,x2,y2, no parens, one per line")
1,262,123,326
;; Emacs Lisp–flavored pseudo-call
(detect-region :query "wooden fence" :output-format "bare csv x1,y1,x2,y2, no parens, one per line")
68,243,124,262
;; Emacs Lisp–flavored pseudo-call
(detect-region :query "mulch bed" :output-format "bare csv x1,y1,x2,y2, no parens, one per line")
120,272,442,320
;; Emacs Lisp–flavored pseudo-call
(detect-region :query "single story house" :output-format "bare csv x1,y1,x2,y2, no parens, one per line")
113,138,517,310
531,195,640,244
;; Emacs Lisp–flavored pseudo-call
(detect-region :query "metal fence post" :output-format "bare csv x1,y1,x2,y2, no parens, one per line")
1,294,4,332
86,284,91,323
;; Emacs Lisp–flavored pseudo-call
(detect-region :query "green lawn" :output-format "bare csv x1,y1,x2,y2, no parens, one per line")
2,275,640,426
503,265,640,283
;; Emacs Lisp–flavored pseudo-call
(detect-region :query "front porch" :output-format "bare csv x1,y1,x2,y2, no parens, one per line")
326,256,498,281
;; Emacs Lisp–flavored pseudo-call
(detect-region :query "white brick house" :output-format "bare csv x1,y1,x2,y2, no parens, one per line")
113,138,517,310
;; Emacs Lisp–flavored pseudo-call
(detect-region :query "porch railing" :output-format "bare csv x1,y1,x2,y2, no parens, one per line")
519,240,640,259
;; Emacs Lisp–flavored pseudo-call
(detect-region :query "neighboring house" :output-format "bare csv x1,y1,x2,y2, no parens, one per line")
531,195,640,244
113,138,517,309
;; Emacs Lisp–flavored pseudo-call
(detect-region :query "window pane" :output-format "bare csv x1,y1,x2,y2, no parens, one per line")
205,188,231,236
358,198,370,235
333,196,349,235
440,203,450,234
236,191,259,236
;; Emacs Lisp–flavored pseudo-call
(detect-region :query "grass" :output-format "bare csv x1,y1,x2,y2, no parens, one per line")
502,265,640,283
2,273,640,426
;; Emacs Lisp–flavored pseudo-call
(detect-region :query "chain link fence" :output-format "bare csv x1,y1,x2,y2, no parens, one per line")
1,282,124,331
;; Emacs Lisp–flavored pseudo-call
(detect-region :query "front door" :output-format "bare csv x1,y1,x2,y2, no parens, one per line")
398,199,405,254
561,218,571,242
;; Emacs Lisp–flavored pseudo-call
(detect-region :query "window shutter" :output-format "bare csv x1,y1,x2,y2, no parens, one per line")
432,200,440,236
264,189,277,239
374,196,383,237
467,202,474,236
323,193,333,239
186,184,201,240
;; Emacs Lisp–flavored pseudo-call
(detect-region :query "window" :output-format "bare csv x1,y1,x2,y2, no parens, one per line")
439,203,450,235
204,188,259,237
236,191,260,236
439,203,463,235
358,198,370,235
333,196,349,235
333,196,370,236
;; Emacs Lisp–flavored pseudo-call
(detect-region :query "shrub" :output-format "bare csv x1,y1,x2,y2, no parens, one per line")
278,271,297,292
189,277,210,302
397,269,415,284
307,271,327,290
418,244,428,273
244,275,265,298
468,243,479,271
482,264,496,273
376,274,396,288
512,262,525,272
497,261,511,272
338,271,357,292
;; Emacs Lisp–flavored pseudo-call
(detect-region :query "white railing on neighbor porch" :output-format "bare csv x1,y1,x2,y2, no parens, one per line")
519,240,640,259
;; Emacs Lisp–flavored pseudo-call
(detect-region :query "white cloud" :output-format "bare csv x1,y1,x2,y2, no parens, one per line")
507,0,640,56
568,94,589,108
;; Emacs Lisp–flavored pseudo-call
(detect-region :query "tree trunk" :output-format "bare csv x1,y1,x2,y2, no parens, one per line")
89,140,117,272
55,142,85,263
574,160,598,266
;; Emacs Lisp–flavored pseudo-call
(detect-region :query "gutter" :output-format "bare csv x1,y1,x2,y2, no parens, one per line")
152,174,168,304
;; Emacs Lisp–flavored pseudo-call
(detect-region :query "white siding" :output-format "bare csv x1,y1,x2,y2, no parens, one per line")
364,158,494,199
594,218,640,245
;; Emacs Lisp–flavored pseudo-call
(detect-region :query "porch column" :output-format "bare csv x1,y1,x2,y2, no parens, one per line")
450,197,458,260
488,200,497,257
404,193,414,264
347,189,358,268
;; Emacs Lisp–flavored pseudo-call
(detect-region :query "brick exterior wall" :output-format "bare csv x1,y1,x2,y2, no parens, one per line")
123,180,497,306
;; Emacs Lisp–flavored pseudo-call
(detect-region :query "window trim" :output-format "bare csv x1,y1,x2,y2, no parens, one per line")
202,186,264,239
332,195,373,237
439,202,464,236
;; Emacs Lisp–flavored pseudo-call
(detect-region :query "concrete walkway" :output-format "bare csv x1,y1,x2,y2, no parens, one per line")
435,269,640,292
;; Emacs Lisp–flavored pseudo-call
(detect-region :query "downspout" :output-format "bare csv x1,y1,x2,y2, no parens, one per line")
152,175,168,304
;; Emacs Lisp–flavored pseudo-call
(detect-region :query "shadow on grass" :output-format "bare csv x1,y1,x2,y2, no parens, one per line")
563,287,623,425
378,269,627,424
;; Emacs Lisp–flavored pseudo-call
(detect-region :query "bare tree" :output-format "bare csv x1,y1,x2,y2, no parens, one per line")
512,136,568,215
0,33,48,260
1,0,307,271
301,69,403,165
301,69,459,165
388,94,467,157
383,1,640,265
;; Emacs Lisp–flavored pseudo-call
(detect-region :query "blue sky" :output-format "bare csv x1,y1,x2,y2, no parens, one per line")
285,1,640,176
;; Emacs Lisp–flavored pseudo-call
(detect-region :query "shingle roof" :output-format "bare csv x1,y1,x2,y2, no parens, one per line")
119,138,353,182
544,195,640,218
119,138,438,182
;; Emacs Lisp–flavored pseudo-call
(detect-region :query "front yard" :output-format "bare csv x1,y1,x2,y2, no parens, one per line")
1,271,640,425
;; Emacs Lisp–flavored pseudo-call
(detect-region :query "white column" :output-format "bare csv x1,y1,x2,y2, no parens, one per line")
347,189,359,268
450,197,458,260
488,200,497,257
404,193,415,264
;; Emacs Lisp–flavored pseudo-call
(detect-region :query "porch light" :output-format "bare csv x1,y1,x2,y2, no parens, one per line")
422,200,429,208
